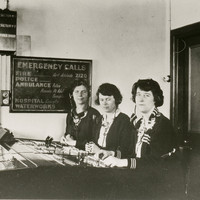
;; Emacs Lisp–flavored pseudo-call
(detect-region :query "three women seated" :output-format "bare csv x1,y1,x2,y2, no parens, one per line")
61,79,177,169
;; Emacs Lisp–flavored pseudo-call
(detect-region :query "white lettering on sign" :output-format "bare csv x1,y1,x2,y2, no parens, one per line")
64,64,86,71
15,82,51,88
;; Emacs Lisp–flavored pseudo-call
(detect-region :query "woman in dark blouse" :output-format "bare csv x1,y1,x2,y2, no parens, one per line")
102,79,177,168
60,80,100,150
85,83,133,158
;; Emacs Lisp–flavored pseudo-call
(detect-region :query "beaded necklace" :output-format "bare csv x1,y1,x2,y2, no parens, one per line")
72,109,88,129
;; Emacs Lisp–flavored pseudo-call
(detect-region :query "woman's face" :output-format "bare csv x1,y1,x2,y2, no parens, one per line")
135,87,155,114
99,93,116,113
72,85,88,105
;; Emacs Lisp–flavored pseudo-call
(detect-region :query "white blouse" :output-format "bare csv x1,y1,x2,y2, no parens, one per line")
97,109,120,147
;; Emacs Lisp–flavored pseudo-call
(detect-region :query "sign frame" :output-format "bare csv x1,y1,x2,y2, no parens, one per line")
10,56,92,113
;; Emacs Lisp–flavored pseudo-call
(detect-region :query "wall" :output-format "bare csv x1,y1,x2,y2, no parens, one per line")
171,0,200,29
0,0,171,140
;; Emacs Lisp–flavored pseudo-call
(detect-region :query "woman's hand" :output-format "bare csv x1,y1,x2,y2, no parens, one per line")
60,135,76,146
85,142,100,154
60,136,67,144
102,156,128,168
95,149,115,160
142,133,151,144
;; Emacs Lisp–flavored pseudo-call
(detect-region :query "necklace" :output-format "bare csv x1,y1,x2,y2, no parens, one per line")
102,119,113,136
72,109,87,128
98,110,118,147
135,111,157,158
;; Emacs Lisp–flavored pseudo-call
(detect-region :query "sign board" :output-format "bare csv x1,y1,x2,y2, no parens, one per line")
10,56,92,113
0,9,17,38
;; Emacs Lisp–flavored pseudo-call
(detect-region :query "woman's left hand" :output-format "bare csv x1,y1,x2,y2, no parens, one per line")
142,133,151,144
85,142,100,154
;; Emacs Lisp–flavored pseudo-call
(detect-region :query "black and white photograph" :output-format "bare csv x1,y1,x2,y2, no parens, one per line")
0,0,199,199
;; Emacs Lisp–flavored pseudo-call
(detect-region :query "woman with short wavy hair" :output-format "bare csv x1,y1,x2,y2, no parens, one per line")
102,79,177,169
85,83,132,159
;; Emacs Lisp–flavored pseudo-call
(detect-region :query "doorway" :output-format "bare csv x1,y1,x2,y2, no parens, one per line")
171,22,200,148
171,23,200,199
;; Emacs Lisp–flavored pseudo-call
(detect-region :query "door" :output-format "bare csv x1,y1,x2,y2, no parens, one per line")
171,23,200,149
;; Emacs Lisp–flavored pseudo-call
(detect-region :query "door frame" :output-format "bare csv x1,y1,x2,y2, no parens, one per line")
171,22,200,146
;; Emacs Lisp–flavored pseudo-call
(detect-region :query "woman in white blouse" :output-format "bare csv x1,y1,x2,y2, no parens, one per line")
85,83,133,159
101,79,177,169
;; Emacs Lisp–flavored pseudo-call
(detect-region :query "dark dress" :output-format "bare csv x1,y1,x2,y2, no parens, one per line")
92,112,133,158
128,108,177,168
64,107,100,150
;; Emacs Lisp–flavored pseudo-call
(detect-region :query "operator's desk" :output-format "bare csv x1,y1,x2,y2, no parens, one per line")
0,139,185,199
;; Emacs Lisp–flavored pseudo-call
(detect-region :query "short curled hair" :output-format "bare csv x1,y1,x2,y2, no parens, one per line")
95,83,122,107
70,79,90,96
131,79,164,107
